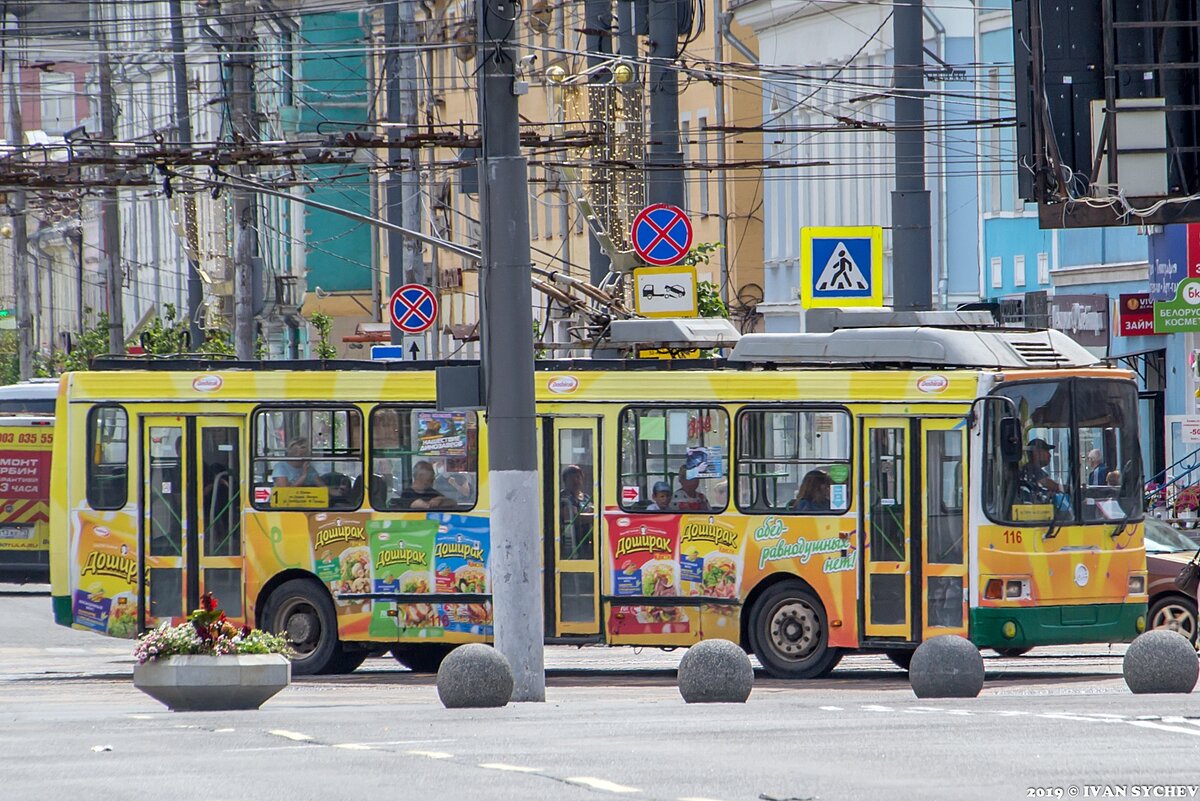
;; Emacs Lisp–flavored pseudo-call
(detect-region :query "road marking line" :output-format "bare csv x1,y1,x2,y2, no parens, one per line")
904,707,942,713
861,705,893,712
992,711,1030,717
269,729,313,742
1036,713,1106,722
679,796,727,801
408,750,455,759
213,728,236,733
1128,720,1200,738
480,763,542,773
334,743,374,751
942,710,972,716
127,714,155,720
564,777,641,793
818,706,842,711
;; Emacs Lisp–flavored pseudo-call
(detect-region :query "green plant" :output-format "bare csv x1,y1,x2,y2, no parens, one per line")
140,304,189,356
132,592,290,663
533,318,548,359
309,312,336,360
697,281,729,319
197,326,237,357
62,311,113,372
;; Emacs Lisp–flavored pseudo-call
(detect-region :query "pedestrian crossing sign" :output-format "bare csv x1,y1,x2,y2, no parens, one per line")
799,226,884,309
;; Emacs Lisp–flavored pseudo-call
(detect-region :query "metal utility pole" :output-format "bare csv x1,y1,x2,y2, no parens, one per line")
93,0,124,354
385,0,424,344
585,0,612,284
476,0,544,702
891,0,933,311
6,52,32,380
168,0,203,348
647,0,684,209
226,0,259,358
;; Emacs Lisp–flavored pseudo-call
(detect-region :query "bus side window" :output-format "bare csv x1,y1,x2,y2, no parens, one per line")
87,405,128,510
735,408,852,515
369,406,479,512
618,406,729,514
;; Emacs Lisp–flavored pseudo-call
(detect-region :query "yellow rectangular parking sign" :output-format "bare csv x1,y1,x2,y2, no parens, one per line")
799,226,884,309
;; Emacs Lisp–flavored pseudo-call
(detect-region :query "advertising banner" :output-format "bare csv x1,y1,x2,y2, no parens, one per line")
1116,293,1157,337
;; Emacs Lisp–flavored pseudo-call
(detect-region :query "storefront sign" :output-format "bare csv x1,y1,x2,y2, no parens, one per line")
1182,417,1200,444
1048,294,1108,347
1153,278,1200,333
1147,224,1200,302
1116,293,1158,337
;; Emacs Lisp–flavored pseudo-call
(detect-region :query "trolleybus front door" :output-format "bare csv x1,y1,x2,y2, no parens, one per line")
140,415,245,629
862,419,912,639
919,420,969,639
542,417,601,637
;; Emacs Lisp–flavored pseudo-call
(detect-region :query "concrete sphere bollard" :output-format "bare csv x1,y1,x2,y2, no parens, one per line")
436,644,514,708
1123,630,1199,694
677,639,754,703
909,635,985,699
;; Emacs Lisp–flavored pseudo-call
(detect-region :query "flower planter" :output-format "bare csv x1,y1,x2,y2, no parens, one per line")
133,654,292,711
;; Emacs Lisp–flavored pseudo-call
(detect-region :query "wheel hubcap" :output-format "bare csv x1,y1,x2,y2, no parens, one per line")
279,603,320,656
1152,604,1197,642
768,600,820,661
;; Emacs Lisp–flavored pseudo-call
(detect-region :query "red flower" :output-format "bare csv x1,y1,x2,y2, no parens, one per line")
200,592,218,612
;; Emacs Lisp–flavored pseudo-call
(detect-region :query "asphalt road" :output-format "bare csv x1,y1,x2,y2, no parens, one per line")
3,587,1200,801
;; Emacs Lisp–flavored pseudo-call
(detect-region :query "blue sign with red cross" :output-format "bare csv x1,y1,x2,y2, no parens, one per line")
389,283,439,334
632,203,694,266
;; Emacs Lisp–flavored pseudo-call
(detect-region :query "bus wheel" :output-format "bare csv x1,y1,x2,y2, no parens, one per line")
391,644,455,673
884,650,914,671
993,647,1033,658
320,647,368,675
749,582,842,679
264,579,339,676
1150,596,1199,645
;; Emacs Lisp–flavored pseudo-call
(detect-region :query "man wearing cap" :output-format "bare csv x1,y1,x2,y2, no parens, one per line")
1022,438,1062,494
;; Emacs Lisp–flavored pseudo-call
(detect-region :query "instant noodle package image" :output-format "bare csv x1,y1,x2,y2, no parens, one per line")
607,519,689,635
70,511,139,636
432,514,493,635
309,515,372,616
365,518,443,638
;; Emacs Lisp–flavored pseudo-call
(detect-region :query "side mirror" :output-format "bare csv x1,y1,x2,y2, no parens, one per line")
999,417,1023,463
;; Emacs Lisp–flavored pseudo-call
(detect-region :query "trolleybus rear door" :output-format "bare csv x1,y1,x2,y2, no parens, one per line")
542,417,601,637
919,419,969,638
862,419,913,639
140,415,245,628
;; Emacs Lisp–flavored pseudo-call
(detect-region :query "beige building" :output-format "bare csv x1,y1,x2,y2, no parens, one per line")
347,0,764,356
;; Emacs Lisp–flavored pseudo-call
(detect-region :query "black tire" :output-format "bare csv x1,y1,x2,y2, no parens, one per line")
994,647,1033,658
884,650,914,671
1149,595,1199,645
263,579,340,676
748,581,843,679
391,644,455,673
321,646,368,675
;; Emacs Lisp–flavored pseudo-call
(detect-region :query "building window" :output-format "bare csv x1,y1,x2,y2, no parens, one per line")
1014,254,1026,287
736,408,852,514
618,406,729,513
252,407,363,510
40,72,76,135
369,407,478,511
87,405,128,510
1037,252,1050,284
991,256,1002,289
529,182,540,239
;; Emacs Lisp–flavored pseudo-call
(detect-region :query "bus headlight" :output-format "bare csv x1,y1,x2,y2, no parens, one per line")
984,576,1032,601
1005,579,1031,600
1127,573,1146,595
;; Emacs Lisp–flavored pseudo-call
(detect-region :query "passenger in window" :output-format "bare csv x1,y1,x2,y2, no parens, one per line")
399,460,454,509
791,470,832,512
435,470,474,503
645,481,672,511
1086,448,1109,486
560,465,593,526
1021,438,1062,494
670,464,711,512
273,438,324,488
1106,470,1121,488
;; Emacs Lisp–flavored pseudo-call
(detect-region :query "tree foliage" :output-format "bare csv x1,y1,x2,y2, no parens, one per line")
309,312,336,360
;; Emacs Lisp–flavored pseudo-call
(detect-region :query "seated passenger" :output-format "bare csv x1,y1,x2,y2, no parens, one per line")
670,465,711,512
1106,470,1121,488
645,481,672,511
791,470,831,512
273,438,324,488
398,460,454,510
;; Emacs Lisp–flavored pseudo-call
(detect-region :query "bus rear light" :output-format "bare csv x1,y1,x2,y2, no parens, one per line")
1127,573,1146,595
984,579,1003,600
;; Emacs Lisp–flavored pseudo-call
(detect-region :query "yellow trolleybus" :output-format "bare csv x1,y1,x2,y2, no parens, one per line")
48,312,1148,676
0,379,58,581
